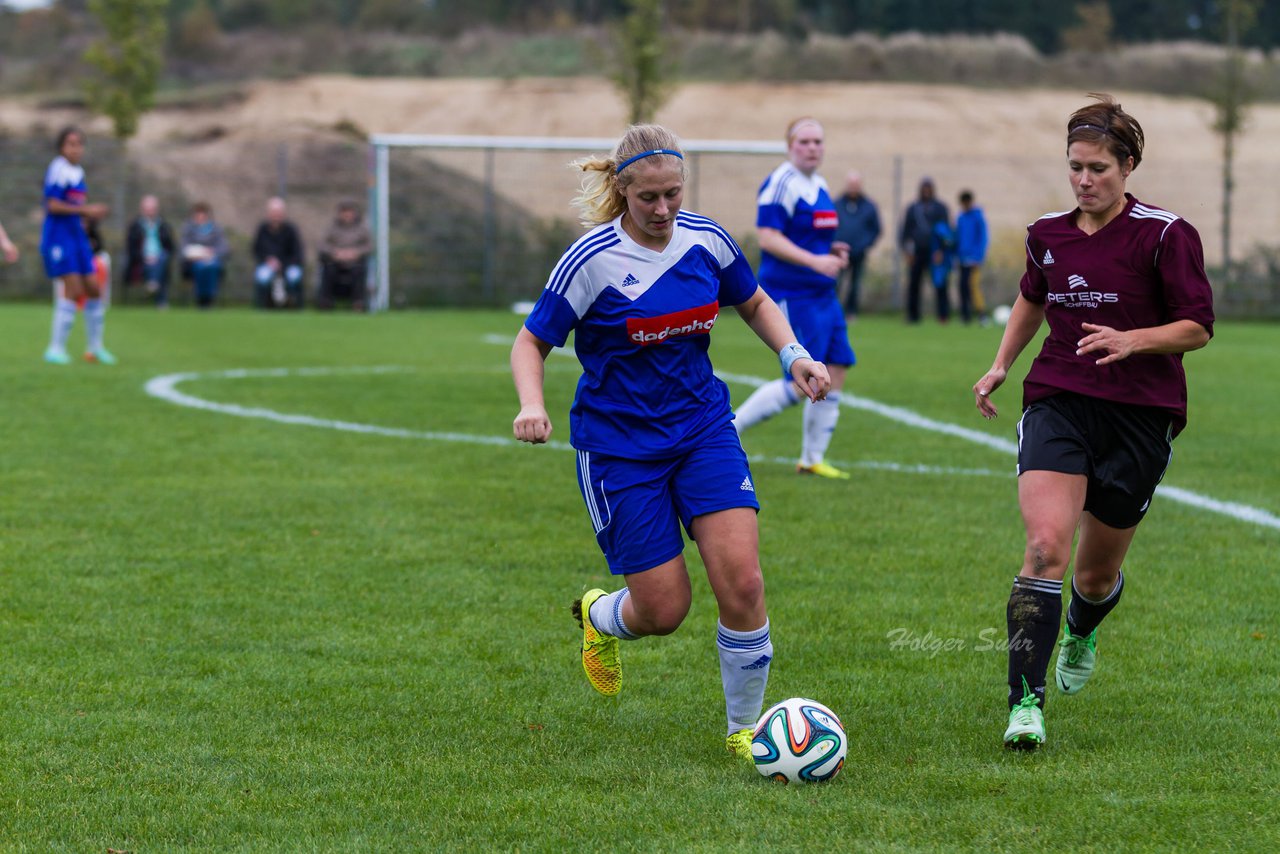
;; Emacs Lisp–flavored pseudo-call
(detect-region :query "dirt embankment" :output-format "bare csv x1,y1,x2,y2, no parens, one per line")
3,75,1275,266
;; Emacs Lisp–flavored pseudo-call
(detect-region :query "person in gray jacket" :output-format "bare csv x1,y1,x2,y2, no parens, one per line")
316,200,372,311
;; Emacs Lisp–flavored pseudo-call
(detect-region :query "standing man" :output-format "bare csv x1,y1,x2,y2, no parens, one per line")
899,177,949,324
124,194,175,308
252,196,305,309
833,170,881,319
955,189,990,325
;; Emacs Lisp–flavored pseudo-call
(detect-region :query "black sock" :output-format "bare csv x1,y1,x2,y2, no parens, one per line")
1066,570,1124,638
1006,576,1063,710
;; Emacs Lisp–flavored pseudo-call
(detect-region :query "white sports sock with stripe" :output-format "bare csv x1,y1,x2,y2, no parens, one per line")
718,620,772,734
588,588,637,640
49,297,77,352
800,391,841,466
83,298,105,352
733,378,798,433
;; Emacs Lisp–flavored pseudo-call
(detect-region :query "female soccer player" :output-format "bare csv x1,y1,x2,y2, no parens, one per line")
511,124,831,760
733,117,853,479
972,94,1214,750
41,126,113,365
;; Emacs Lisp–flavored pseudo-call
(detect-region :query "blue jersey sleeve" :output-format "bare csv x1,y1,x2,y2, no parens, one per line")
756,202,788,231
718,253,759,307
523,288,579,348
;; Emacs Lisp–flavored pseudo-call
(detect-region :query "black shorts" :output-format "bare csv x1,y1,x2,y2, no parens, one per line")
1016,392,1174,529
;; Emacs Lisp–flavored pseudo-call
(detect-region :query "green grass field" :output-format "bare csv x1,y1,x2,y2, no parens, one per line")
1,303,1276,852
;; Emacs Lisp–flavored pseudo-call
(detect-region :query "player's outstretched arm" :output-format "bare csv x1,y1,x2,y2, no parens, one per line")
734,286,831,402
0,220,17,263
511,326,554,444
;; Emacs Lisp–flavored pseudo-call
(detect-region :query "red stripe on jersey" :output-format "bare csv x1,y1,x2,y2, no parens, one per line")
627,301,719,346
812,211,838,230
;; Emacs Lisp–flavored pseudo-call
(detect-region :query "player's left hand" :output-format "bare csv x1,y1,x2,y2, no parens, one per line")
831,241,851,263
1077,322,1136,366
790,359,831,403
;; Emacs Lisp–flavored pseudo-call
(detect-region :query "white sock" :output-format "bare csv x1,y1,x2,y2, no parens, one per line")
734,379,798,433
587,588,638,639
800,391,842,466
49,297,77,352
717,620,772,734
84,298,105,352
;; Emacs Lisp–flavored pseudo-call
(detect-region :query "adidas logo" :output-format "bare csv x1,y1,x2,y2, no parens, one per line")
739,477,755,492
619,273,641,288
1042,249,1055,265
741,654,772,670
1067,273,1088,289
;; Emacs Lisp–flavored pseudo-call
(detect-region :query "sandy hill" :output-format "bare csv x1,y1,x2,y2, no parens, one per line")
3,75,1276,271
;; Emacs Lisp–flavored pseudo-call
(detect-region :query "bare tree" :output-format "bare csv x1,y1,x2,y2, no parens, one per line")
1208,0,1259,284
614,0,673,125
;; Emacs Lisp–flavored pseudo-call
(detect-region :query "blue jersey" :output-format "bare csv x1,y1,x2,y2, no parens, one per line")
755,161,839,300
525,210,759,459
41,155,89,253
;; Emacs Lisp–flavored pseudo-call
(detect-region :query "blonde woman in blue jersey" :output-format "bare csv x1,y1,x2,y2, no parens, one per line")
734,118,854,479
511,124,831,762
40,126,113,365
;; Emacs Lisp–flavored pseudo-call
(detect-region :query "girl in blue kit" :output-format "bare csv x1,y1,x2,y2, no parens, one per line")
510,124,831,761
41,127,113,365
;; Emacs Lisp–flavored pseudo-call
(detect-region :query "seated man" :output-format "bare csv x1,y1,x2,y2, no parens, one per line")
252,196,304,308
123,194,175,308
317,200,372,311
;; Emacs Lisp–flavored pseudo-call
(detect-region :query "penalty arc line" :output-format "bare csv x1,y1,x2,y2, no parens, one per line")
143,363,1280,532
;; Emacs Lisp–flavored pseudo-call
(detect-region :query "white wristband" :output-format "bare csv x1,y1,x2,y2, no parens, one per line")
779,342,811,375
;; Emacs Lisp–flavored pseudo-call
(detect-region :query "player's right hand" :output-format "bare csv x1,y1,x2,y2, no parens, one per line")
810,253,847,279
972,367,1007,420
513,405,552,444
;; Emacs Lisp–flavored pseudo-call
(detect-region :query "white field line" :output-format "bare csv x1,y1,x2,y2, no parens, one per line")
144,360,1280,532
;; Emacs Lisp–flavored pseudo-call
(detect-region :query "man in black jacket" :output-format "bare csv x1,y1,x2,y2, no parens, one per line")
252,196,305,308
124,195,175,307
898,177,950,323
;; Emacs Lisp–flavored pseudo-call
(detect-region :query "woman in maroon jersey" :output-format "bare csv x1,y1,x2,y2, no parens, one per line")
971,93,1214,750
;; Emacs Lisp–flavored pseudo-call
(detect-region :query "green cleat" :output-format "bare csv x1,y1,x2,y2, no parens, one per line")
571,589,621,697
796,460,851,480
726,728,754,762
1056,627,1098,695
43,347,71,365
1004,677,1045,751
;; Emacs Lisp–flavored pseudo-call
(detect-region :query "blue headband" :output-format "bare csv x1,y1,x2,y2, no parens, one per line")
615,148,683,174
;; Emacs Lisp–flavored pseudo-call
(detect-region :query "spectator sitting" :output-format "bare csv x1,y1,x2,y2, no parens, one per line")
180,201,229,309
123,194,175,308
317,200,371,311
253,196,304,309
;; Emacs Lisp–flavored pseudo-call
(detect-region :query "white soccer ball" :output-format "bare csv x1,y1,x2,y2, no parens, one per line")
992,304,1013,326
751,697,847,783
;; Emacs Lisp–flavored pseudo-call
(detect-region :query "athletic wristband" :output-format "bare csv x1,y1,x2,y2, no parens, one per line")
779,342,811,375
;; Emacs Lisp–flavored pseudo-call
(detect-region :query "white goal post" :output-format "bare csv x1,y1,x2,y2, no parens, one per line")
366,134,786,311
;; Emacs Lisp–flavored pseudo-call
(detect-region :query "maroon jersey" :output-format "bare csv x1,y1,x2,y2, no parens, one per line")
1019,194,1214,436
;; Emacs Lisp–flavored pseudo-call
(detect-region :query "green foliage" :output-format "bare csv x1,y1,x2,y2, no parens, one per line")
0,307,1275,849
83,0,168,142
614,0,672,124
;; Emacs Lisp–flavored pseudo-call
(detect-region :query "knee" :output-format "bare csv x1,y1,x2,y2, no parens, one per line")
1023,533,1070,577
718,567,765,620
631,593,690,636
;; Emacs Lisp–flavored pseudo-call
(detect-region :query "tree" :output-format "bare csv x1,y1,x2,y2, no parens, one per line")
1208,0,1260,283
83,0,168,144
614,0,672,124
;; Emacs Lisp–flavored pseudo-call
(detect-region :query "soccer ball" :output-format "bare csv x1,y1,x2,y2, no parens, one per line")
992,304,1013,326
751,697,847,783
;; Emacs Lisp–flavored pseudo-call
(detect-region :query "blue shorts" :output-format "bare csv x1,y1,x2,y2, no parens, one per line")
776,295,856,375
42,232,95,279
575,422,760,575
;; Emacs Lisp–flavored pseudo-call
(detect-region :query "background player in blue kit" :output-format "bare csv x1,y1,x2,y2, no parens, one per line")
510,124,832,761
41,126,113,366
972,95,1214,750
733,118,854,479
